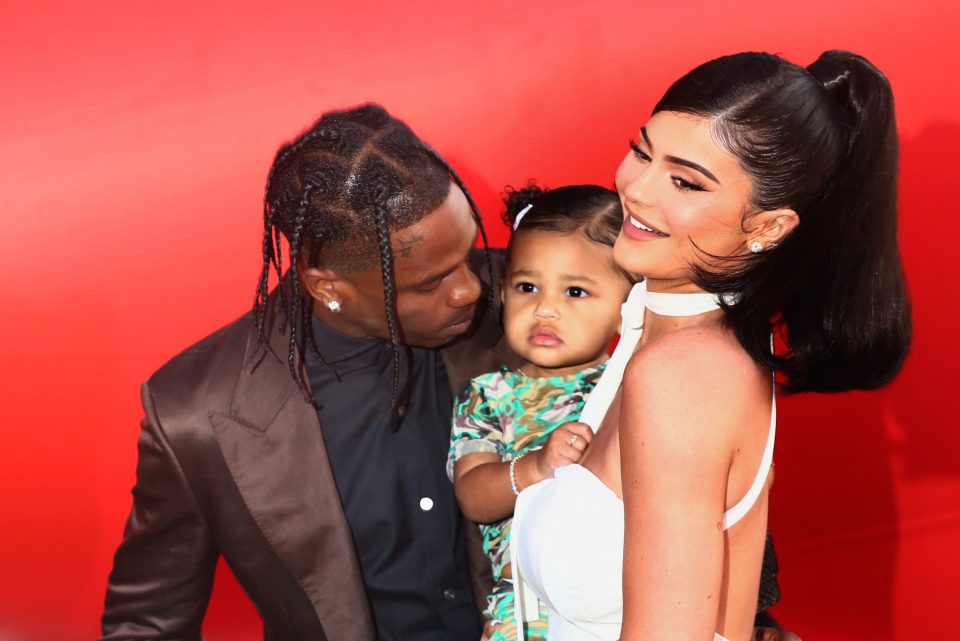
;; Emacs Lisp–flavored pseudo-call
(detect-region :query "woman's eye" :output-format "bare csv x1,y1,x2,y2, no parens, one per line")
671,175,706,192
629,139,651,163
516,282,538,293
565,286,589,298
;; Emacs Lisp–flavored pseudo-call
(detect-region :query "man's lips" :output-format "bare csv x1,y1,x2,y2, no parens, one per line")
528,327,562,346
442,310,476,336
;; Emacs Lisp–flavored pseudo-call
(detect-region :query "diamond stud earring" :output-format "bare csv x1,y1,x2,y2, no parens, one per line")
327,300,342,313
750,241,763,253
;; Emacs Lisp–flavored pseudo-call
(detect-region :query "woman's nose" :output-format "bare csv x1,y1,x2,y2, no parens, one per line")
621,167,655,208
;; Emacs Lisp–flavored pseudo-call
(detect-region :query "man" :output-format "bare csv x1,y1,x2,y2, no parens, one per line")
102,104,793,641
102,104,509,641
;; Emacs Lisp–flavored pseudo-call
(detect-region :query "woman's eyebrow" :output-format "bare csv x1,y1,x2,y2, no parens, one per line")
641,126,721,185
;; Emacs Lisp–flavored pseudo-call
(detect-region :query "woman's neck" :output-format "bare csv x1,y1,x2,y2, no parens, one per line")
639,307,724,343
637,277,726,344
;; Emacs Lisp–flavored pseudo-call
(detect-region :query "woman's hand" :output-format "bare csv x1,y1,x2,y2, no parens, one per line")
531,421,593,478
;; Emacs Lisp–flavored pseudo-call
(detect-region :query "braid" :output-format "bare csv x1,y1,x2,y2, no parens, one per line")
286,185,313,399
254,206,274,350
273,222,289,329
422,145,499,324
255,104,482,412
371,191,406,428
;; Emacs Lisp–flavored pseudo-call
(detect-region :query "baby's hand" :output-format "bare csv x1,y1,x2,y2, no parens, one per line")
533,422,593,478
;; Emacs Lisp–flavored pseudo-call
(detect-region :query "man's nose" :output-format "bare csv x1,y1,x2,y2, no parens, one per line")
449,262,482,308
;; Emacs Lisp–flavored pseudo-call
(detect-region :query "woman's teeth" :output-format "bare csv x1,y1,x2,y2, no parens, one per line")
629,216,667,236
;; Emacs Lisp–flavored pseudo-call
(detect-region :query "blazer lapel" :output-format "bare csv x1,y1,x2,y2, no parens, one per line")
211,307,375,640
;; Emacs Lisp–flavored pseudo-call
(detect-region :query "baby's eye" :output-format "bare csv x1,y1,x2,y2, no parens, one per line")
565,286,589,298
516,282,538,293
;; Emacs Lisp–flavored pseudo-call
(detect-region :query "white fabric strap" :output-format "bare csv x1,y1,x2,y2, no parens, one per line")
721,388,776,530
509,528,539,635
722,336,777,530
579,281,727,432
578,281,646,432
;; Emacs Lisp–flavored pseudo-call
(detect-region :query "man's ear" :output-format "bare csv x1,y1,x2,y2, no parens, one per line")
301,265,346,308
745,208,799,251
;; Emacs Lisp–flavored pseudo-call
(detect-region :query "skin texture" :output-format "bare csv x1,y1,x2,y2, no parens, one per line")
575,111,798,641
454,229,631,532
613,112,797,291
299,183,482,349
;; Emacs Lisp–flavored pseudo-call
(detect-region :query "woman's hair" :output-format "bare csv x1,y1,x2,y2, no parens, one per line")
653,50,910,393
502,183,632,282
254,103,494,422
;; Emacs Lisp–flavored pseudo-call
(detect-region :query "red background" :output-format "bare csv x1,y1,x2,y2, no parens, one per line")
1,1,958,639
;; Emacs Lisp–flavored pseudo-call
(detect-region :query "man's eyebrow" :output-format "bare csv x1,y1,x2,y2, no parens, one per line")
411,260,462,288
411,268,450,288
641,126,721,185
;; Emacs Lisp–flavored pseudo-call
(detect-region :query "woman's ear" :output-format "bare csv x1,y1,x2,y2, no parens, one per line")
745,208,799,252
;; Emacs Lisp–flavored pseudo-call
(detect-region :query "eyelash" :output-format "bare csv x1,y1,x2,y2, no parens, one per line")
629,139,650,163
515,283,589,298
416,281,442,293
516,282,538,293
628,139,706,193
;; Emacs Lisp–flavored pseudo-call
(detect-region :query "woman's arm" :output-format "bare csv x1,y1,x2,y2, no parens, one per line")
618,330,744,641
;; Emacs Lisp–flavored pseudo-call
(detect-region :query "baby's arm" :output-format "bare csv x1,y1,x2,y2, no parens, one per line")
455,422,594,523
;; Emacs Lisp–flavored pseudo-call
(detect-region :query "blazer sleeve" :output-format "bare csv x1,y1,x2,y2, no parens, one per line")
100,383,219,641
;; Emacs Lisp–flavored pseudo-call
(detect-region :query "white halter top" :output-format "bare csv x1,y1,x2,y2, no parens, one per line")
510,281,777,641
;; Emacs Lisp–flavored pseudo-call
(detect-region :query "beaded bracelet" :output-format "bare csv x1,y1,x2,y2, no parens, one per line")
509,452,527,496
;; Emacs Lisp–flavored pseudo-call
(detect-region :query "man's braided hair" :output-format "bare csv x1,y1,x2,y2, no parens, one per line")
253,104,495,425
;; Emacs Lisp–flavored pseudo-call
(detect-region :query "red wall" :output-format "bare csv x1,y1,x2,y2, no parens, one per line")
2,2,957,639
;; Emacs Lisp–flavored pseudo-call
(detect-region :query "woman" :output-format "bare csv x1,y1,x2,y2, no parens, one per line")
512,50,911,641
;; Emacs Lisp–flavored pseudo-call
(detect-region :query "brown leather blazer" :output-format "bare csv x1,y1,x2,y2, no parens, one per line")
101,261,513,641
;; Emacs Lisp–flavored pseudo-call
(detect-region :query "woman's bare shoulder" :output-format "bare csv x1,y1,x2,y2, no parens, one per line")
628,325,756,388
621,326,759,449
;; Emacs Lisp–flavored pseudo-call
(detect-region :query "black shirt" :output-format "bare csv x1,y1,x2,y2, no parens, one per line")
305,317,480,641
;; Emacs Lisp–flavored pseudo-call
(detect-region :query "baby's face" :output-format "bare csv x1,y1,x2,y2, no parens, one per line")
502,229,632,377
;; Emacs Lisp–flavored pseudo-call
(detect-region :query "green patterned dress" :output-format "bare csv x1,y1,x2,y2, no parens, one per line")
447,364,604,641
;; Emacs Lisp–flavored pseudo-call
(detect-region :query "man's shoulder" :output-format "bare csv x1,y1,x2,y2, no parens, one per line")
146,309,255,409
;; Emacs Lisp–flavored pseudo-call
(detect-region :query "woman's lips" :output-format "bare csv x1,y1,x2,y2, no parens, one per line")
622,210,669,240
529,327,562,346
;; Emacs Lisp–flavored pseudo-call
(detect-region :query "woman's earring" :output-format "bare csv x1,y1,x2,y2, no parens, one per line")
750,241,763,254
327,299,342,313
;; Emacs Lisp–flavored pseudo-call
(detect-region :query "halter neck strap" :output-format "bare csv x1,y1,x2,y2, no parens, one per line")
578,280,726,431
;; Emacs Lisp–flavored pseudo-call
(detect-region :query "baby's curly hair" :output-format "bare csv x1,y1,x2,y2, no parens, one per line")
502,181,634,284
502,182,624,248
